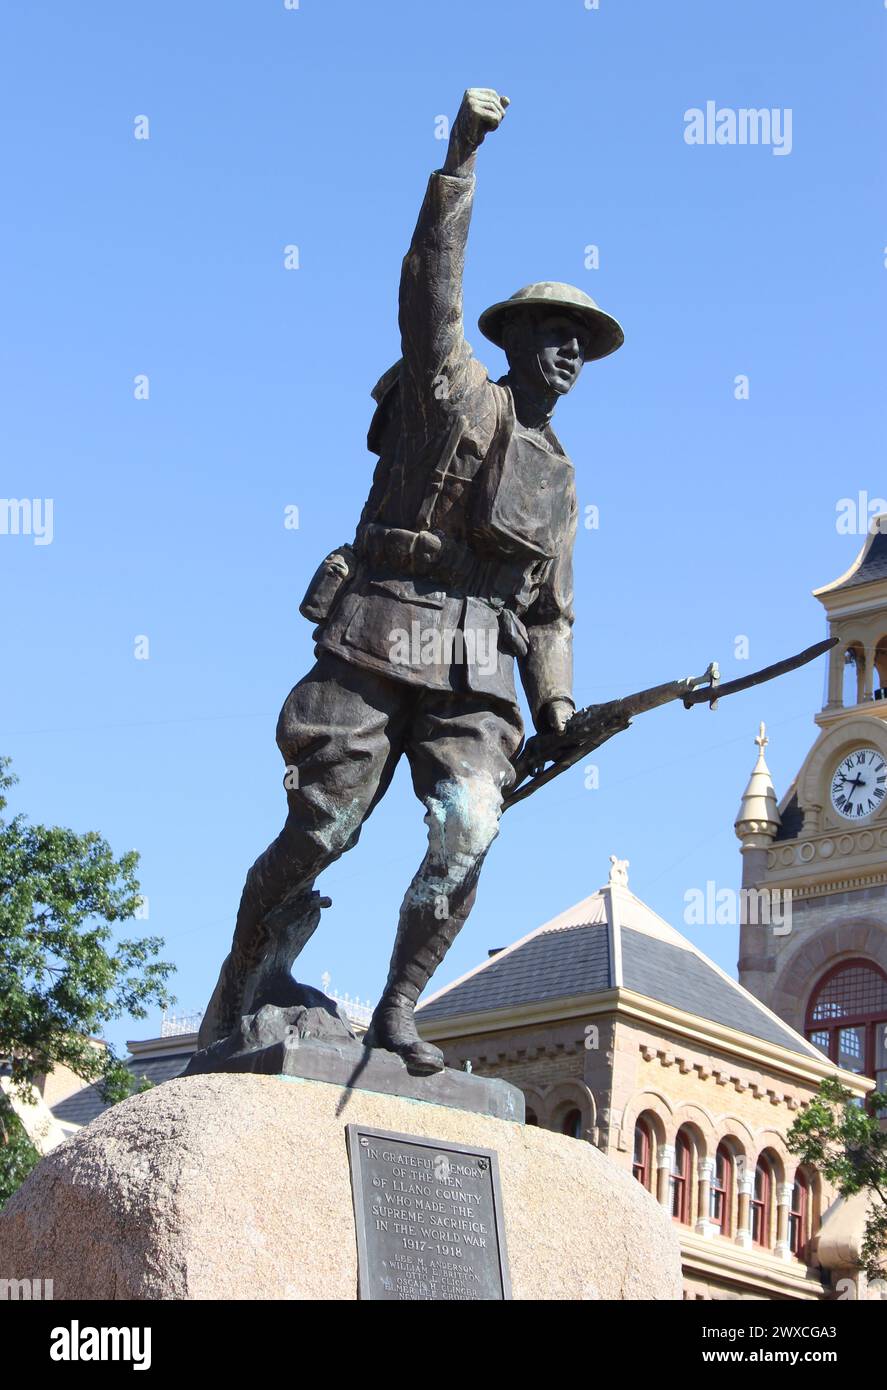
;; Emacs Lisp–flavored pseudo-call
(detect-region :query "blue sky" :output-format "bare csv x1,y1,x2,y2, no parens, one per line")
2,1,885,1054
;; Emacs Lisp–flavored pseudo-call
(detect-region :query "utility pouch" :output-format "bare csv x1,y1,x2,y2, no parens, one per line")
299,543,356,624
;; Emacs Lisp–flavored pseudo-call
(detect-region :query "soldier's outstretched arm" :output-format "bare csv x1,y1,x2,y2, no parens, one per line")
398,89,509,405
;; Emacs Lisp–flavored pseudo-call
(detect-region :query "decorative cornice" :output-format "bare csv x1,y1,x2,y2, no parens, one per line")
761,865,887,899
767,821,887,872
680,1230,828,1299
816,703,887,730
444,1033,586,1069
616,990,869,1093
638,1041,803,1110
423,986,872,1095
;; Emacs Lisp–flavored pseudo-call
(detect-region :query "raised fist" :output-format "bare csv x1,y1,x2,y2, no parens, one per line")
444,88,510,175
453,88,510,149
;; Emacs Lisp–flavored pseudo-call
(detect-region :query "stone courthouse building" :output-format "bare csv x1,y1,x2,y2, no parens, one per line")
417,524,887,1301
416,859,870,1300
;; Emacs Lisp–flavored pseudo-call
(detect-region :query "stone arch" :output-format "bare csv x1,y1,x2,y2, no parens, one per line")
668,1102,716,1159
748,1140,786,1251
669,1116,709,1229
791,1160,823,1245
708,1123,752,1239
793,1158,819,1193
711,1114,755,1162
544,1080,596,1141
841,640,866,707
616,1090,673,1153
520,1085,547,1128
754,1134,789,1185
772,926,887,1034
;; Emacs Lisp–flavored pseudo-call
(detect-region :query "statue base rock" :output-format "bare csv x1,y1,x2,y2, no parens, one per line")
0,1073,682,1300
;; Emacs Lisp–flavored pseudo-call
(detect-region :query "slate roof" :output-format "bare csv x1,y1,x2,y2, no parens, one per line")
831,527,887,590
618,929,807,1053
419,899,610,1021
50,1051,193,1131
773,791,804,842
417,883,822,1059
815,520,887,598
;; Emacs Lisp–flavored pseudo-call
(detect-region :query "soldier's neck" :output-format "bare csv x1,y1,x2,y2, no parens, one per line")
503,374,558,432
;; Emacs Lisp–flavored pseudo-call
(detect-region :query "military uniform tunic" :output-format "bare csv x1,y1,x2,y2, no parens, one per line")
318,168,578,725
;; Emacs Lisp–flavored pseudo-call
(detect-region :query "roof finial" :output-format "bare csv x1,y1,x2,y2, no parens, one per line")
608,855,629,887
755,721,768,753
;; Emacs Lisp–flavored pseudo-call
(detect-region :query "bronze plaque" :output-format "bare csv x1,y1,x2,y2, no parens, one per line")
345,1125,511,1301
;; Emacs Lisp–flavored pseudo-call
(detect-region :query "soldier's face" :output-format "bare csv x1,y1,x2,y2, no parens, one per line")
508,312,588,396
535,314,588,392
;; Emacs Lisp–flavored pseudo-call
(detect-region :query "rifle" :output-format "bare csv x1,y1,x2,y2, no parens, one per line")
503,637,837,812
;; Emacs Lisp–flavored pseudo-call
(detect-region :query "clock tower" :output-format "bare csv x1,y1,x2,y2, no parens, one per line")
735,519,887,1091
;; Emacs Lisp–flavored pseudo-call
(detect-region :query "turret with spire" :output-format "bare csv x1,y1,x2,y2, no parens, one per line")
734,722,785,1011
735,723,781,850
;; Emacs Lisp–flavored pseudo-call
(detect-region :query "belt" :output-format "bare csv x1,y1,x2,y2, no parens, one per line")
357,522,525,598
356,523,531,656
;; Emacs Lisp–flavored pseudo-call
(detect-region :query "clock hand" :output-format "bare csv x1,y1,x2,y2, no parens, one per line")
842,776,865,803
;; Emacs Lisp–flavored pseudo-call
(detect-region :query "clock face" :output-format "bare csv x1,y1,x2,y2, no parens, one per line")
830,748,887,820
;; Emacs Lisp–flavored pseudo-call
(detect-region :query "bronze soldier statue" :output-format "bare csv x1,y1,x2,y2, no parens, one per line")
198,88,624,1072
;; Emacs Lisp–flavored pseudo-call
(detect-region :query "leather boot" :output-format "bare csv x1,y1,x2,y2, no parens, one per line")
366,903,469,1075
365,991,446,1075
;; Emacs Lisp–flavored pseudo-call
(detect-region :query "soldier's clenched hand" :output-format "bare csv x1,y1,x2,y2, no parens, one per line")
443,89,509,176
456,88,510,147
540,698,574,736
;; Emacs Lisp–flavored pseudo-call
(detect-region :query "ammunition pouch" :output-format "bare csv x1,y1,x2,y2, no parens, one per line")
299,544,356,624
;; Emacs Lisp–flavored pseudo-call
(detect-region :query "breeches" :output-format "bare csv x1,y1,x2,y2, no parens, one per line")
232,651,524,956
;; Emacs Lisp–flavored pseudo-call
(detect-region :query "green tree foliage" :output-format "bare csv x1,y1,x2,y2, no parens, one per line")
0,756,175,1197
787,1077,887,1283
0,1099,40,1205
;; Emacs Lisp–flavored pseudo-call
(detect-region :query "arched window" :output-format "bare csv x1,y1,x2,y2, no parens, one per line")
806,960,887,1092
709,1142,733,1236
561,1108,584,1139
789,1171,811,1259
633,1118,653,1191
842,643,865,707
670,1130,693,1224
751,1155,773,1248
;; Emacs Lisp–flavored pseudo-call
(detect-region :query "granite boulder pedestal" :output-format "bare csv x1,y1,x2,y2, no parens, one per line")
0,1063,682,1300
